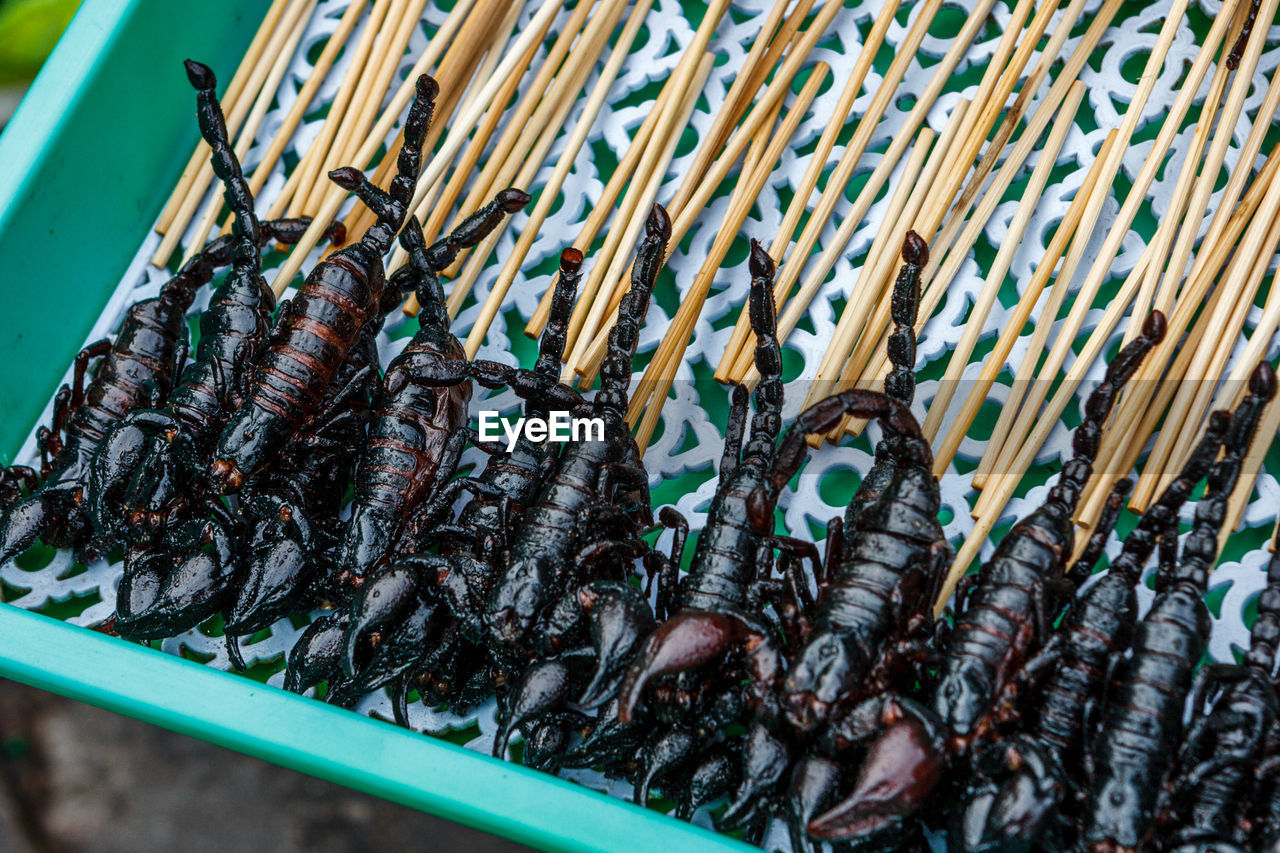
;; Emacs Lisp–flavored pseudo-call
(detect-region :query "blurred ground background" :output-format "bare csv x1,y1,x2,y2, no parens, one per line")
0,2,532,849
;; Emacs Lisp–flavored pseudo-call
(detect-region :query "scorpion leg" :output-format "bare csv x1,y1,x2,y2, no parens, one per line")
39,387,71,474
70,340,113,408
719,384,750,483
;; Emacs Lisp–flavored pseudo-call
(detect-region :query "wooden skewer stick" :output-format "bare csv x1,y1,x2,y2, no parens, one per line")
921,0,1100,284
1073,7,1261,525
567,0,850,380
524,0,835,340
281,0,394,218
720,0,961,386
269,0,564,295
259,0,477,227
954,0,1223,500
630,65,830,447
712,0,904,382
185,0,318,256
417,0,602,272
933,127,1118,477
1083,143,1280,518
820,0,1115,413
155,0,293,235
435,0,636,316
920,83,1084,443
151,0,319,264
936,243,1155,614
461,0,657,356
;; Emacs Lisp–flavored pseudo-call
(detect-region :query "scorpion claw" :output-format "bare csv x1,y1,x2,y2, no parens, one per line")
284,609,350,694
226,631,246,672
577,581,656,709
0,492,53,566
808,710,946,840
342,566,420,679
618,612,741,724
493,657,579,760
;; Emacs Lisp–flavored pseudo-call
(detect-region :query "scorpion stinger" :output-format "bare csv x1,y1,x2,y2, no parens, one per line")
615,241,798,730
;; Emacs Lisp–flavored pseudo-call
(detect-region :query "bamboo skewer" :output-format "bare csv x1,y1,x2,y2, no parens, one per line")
720,0,967,387
933,128,1118,477
283,0,393,218
155,0,293,235
920,83,1083,443
713,0,904,381
566,0,849,380
826,0,1125,417
434,0,637,315
556,50,718,378
151,0,319,264
958,0,1223,507
629,66,830,447
461,0,657,357
1073,7,1264,526
185,0,318,256
269,0,564,295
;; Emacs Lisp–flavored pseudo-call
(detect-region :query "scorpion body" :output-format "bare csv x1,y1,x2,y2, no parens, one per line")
209,75,440,492
953,412,1233,853
337,193,529,585
808,312,1167,844
1161,525,1280,853
1079,362,1275,853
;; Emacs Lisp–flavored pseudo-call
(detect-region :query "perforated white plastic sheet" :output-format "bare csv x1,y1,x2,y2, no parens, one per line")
4,0,1279,848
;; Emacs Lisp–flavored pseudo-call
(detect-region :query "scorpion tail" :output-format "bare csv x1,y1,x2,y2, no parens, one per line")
387,75,438,213
184,60,261,255
1068,478,1133,583
534,249,585,378
596,204,670,419
742,241,783,466
884,231,927,406
1057,311,1167,499
747,390,930,532
1107,410,1231,584
1244,523,1280,677
1175,361,1276,589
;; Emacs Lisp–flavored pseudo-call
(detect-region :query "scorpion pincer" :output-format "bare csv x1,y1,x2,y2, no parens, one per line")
807,311,1167,845
1078,362,1275,853
468,204,670,664
1160,521,1280,853
208,74,444,492
336,191,529,587
952,410,1233,853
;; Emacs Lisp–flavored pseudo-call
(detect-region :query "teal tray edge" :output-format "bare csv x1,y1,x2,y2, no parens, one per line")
0,603,755,853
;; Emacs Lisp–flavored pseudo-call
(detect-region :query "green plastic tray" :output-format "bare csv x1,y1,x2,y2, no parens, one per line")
0,1,754,849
